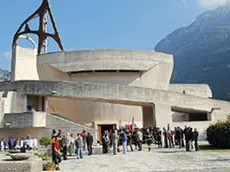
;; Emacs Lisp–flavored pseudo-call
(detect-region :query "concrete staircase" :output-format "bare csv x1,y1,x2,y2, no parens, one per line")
46,113,98,141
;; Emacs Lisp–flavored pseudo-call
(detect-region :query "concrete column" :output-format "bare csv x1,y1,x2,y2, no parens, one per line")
44,97,48,112
16,94,27,112
154,103,172,129
142,105,155,128
207,112,212,121
11,46,39,81
37,96,44,111
211,109,226,122
0,100,5,127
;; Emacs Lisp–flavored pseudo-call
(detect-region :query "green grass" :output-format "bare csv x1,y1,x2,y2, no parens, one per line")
199,144,230,152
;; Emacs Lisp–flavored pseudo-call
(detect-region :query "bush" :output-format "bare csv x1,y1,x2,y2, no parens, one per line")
43,162,56,171
206,116,230,149
39,137,53,147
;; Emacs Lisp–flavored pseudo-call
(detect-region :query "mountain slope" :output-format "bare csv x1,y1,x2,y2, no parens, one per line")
155,6,230,101
0,68,10,81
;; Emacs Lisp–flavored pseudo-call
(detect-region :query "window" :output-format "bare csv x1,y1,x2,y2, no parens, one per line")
172,107,210,122
188,112,208,121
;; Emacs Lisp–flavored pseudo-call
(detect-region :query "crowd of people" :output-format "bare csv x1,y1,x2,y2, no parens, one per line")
0,125,199,171
101,125,199,156
51,129,93,170
0,135,38,152
162,126,199,151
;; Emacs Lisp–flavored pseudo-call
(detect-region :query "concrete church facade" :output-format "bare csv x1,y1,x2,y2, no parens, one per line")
1,0,230,140
0,45,230,140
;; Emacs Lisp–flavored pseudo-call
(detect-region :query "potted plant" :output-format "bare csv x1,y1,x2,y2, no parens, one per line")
43,162,56,171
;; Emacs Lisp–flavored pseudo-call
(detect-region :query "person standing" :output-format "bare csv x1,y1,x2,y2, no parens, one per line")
167,129,174,148
180,128,185,148
0,139,3,151
57,130,62,138
82,130,87,151
133,129,138,150
156,128,162,148
51,130,56,138
75,134,84,159
0,139,5,151
112,129,119,155
62,134,69,160
52,136,62,171
145,128,152,151
126,129,134,152
184,126,189,151
102,131,110,153
68,134,75,156
33,137,38,150
163,128,168,148
121,130,127,154
86,132,93,155
15,138,20,149
175,127,180,146
136,128,143,151
188,128,194,152
20,138,24,149
194,128,199,151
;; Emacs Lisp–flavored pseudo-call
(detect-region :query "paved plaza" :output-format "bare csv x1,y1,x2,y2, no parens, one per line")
59,146,230,172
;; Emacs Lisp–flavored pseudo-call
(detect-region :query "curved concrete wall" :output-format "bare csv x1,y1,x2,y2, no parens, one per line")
36,49,173,128
39,49,173,64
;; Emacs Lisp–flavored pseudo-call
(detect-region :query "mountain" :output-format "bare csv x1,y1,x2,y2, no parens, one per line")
155,6,230,101
0,68,10,81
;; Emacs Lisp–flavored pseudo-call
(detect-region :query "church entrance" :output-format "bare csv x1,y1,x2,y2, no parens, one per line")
98,124,116,142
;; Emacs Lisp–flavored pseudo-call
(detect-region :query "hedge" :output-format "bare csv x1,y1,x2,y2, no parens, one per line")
206,116,230,149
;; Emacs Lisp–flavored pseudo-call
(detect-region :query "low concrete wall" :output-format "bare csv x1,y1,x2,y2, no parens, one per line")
3,112,46,128
0,113,98,144
169,84,212,98
0,157,42,172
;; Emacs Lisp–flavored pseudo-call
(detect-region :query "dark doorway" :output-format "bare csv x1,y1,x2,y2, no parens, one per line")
98,124,116,141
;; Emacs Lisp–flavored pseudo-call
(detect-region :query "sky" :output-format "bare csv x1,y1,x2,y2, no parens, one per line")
0,0,227,71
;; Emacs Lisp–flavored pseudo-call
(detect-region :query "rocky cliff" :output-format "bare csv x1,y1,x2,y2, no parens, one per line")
155,6,230,100
0,68,10,81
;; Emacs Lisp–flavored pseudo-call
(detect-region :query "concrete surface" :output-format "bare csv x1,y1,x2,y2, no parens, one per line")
0,80,225,111
58,146,230,172
37,48,173,128
169,84,212,98
1,80,230,135
4,112,46,128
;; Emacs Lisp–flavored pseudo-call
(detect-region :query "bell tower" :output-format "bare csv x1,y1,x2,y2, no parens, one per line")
12,0,64,55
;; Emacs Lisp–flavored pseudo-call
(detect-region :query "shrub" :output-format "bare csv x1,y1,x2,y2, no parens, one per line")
43,162,56,171
206,116,230,149
39,137,53,147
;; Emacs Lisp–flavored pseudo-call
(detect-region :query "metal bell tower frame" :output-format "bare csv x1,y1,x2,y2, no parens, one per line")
12,0,64,55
